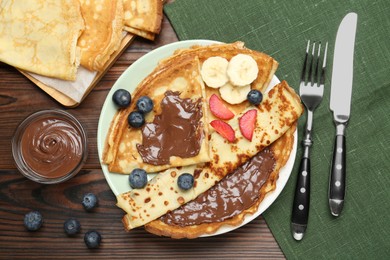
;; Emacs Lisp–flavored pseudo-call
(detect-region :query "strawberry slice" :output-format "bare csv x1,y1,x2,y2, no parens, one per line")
239,109,257,141
210,120,235,142
209,94,234,120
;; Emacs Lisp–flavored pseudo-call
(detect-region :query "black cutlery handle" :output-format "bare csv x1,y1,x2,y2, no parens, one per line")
329,135,346,216
291,158,310,226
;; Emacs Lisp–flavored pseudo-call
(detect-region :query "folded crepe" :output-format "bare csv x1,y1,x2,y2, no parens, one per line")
0,0,84,80
123,0,163,35
145,123,296,239
103,56,211,174
77,0,124,71
117,81,303,230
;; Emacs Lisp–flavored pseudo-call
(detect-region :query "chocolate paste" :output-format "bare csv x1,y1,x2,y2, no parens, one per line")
160,148,276,226
137,91,204,165
20,116,83,178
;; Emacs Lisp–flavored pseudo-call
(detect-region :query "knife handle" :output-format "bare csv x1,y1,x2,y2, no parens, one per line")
291,157,310,240
329,134,346,216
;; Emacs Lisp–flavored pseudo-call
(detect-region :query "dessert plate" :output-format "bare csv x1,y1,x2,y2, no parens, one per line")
97,39,297,237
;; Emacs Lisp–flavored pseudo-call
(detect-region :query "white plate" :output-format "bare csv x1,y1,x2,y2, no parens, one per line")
97,40,297,237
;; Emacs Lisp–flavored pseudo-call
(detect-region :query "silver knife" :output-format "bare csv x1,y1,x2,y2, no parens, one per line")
329,12,358,217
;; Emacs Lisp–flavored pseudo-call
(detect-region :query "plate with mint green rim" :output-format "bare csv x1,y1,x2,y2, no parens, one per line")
97,39,297,237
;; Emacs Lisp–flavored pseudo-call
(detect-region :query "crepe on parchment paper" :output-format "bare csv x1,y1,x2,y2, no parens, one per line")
117,80,303,230
103,56,211,174
0,0,84,80
77,0,124,71
145,124,296,239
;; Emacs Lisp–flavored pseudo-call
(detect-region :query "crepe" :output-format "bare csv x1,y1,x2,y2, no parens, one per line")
77,0,124,71
103,56,211,174
117,80,303,230
123,0,163,36
145,124,296,239
0,0,84,80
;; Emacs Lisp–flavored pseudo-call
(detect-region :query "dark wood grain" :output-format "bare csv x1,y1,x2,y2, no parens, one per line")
0,11,285,260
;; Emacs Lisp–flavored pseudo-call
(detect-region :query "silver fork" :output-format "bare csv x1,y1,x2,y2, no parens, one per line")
291,40,328,241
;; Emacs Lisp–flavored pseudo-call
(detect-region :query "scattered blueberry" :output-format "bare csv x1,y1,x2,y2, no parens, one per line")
82,193,98,211
112,89,131,108
64,218,81,236
24,211,43,231
247,89,263,106
177,173,194,190
136,96,154,114
129,168,148,189
128,111,145,128
84,230,102,249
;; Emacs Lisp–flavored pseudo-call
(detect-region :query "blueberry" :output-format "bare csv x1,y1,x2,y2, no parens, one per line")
24,211,43,231
128,111,145,128
136,96,154,114
129,168,148,189
63,218,81,236
177,173,194,190
82,193,98,211
84,230,102,249
247,89,263,105
112,89,131,108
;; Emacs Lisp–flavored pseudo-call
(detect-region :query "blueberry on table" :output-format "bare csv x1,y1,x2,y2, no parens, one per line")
136,96,154,114
129,168,148,189
63,218,81,236
177,173,194,190
84,230,101,249
82,193,98,211
247,89,263,106
112,89,131,108
128,111,145,128
24,211,43,231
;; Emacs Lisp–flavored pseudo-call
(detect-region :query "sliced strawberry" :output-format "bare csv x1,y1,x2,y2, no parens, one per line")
209,94,234,120
239,109,257,141
210,120,235,142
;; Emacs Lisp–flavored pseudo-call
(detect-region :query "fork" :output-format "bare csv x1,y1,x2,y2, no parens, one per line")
291,40,328,241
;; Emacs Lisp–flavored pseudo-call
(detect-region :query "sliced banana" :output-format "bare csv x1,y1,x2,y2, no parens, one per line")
219,83,251,104
227,54,258,87
201,56,229,88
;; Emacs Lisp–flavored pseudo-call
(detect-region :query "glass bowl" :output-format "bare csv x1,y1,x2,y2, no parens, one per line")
12,109,88,184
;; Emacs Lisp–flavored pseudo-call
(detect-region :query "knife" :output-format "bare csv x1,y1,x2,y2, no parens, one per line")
329,12,358,217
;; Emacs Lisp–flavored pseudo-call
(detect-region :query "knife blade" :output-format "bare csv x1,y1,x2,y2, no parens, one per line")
329,12,358,217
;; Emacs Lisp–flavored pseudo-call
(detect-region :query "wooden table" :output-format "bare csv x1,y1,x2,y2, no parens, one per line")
0,14,285,259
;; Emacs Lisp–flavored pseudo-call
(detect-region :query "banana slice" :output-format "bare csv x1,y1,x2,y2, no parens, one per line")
227,54,258,87
219,83,251,104
201,56,229,88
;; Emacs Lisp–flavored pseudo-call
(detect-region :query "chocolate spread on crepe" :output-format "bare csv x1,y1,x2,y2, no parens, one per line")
145,125,296,239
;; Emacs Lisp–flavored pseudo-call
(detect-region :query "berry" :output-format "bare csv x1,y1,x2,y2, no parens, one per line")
129,168,148,189
210,120,235,142
239,109,257,141
84,230,101,249
64,218,81,236
247,89,263,106
82,193,98,211
209,94,234,120
177,173,194,190
112,89,131,108
24,211,43,231
128,111,145,128
136,96,154,114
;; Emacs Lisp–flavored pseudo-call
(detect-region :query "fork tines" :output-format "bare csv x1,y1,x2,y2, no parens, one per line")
301,40,328,87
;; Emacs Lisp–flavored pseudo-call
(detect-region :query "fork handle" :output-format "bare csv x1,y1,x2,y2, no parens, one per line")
329,134,346,217
291,157,310,240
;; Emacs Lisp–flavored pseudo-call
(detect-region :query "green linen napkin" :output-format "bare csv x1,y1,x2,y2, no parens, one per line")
165,0,390,258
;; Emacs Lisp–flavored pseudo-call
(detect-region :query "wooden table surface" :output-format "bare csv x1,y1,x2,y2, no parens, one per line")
0,14,285,260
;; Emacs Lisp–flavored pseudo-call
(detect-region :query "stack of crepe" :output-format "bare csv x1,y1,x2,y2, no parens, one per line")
102,42,304,238
0,0,163,90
